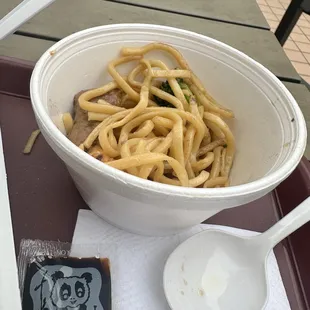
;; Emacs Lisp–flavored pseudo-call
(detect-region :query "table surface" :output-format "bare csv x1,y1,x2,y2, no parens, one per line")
108,0,270,29
0,0,301,81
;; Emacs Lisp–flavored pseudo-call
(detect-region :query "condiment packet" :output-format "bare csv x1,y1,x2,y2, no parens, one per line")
18,239,113,310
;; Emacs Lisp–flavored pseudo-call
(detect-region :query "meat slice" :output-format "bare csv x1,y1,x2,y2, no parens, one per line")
88,144,112,162
68,88,124,146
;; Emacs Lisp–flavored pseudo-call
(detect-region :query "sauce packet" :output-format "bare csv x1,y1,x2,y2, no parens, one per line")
18,239,111,310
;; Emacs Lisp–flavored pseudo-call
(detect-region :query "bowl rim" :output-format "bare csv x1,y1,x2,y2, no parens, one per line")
30,23,307,199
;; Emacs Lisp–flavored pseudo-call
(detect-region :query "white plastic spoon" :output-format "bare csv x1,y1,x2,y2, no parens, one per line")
164,196,310,310
0,0,55,40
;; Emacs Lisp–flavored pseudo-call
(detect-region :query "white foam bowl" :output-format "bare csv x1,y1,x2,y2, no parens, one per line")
30,24,306,236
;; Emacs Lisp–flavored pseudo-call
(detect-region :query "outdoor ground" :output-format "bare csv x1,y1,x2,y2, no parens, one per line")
257,0,310,84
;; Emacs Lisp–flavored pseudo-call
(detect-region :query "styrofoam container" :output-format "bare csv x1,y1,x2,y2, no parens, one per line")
30,24,307,236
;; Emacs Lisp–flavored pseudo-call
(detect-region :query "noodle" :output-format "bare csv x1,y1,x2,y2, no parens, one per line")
210,146,223,179
152,116,174,129
127,62,185,110
62,113,73,135
157,170,209,187
151,69,191,79
108,56,141,100
204,112,235,177
88,112,110,121
204,176,228,188
191,152,215,172
66,43,236,188
198,139,226,157
121,43,232,115
107,153,189,187
129,120,154,139
221,147,227,177
23,129,41,154
79,81,125,114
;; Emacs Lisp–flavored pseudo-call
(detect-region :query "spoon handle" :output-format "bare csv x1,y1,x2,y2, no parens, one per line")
0,0,55,40
255,196,310,252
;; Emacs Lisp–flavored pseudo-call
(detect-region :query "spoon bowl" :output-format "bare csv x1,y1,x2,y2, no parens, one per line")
164,230,268,310
164,197,310,310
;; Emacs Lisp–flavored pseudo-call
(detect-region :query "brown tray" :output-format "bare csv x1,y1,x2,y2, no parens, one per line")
0,56,309,310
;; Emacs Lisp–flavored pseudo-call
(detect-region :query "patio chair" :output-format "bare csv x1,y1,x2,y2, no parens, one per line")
275,0,310,46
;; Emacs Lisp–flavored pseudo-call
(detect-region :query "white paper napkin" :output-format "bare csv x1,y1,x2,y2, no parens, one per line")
71,210,291,310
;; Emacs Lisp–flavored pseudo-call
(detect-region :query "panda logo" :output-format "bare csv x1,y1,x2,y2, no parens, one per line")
50,271,92,310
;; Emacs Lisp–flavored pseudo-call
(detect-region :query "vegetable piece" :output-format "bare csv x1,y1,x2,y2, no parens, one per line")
153,78,189,107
